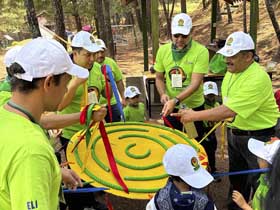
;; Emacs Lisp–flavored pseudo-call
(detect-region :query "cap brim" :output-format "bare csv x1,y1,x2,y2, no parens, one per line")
248,138,267,161
171,27,190,35
67,63,89,79
217,47,240,57
84,45,102,53
181,167,213,189
204,89,218,96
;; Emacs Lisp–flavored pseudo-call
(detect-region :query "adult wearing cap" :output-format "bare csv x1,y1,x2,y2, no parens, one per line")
155,13,209,139
58,31,105,149
172,31,279,210
91,38,125,122
146,144,216,210
58,31,108,210
0,38,88,210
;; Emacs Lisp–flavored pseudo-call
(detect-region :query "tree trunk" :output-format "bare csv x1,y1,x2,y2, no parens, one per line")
181,0,187,13
151,0,159,62
141,0,149,71
146,0,151,36
243,0,247,32
24,0,41,38
71,0,82,31
161,0,176,39
226,3,233,24
94,0,106,41
217,0,222,21
134,0,142,32
52,0,67,49
265,0,280,61
103,0,115,58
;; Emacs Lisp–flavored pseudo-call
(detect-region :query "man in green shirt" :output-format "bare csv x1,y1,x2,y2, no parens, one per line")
0,38,88,210
91,38,125,122
155,13,209,140
172,31,279,210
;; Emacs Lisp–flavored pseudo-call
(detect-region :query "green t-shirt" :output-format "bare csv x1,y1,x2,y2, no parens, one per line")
221,62,279,130
154,41,209,108
123,102,145,122
0,106,61,210
91,57,123,106
61,72,103,140
252,174,269,210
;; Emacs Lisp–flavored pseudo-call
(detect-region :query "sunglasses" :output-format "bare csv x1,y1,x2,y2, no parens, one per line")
173,34,189,39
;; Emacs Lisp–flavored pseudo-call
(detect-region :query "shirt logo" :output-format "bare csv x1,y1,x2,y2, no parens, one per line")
178,19,184,27
208,84,213,89
26,200,38,209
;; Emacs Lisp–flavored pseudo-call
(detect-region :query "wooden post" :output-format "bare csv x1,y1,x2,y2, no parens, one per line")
141,0,149,71
151,0,159,63
210,0,218,43
249,0,258,47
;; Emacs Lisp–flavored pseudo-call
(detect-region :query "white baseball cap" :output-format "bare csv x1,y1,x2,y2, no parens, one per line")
163,144,213,189
4,46,23,68
71,31,101,53
171,13,192,35
248,138,280,164
217,31,255,57
203,81,218,96
124,86,141,98
95,38,107,50
14,37,89,81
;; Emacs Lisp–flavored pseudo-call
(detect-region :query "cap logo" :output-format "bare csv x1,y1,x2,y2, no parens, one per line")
178,19,184,27
191,157,200,171
226,37,233,46
130,87,137,93
208,84,213,89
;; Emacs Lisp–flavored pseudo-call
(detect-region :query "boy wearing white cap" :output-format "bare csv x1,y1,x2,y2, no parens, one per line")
91,38,125,122
0,38,88,210
146,144,216,210
123,86,145,122
172,31,279,210
155,13,208,141
232,138,280,210
202,81,220,174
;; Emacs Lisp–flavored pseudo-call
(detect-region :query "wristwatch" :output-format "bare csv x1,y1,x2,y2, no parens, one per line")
174,97,180,106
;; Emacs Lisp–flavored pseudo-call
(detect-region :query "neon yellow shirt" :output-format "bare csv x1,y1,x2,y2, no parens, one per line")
252,174,269,210
0,91,11,106
61,72,103,140
154,41,209,108
91,57,123,106
0,106,61,210
221,62,279,130
123,102,145,122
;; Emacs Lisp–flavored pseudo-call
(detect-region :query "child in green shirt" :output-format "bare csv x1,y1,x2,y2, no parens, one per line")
123,86,145,122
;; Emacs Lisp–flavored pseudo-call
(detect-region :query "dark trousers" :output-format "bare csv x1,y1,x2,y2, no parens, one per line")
227,128,274,210
203,131,217,173
164,104,205,141
105,103,121,123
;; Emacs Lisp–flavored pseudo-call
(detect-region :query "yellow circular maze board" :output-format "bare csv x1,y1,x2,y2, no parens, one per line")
67,122,208,200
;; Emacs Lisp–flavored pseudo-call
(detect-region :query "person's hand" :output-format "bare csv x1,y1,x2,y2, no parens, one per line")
160,94,169,104
161,99,175,116
92,106,107,122
61,168,83,190
232,191,252,210
171,109,195,123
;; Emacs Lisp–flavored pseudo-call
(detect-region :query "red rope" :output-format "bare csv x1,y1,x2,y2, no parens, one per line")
99,121,129,193
162,116,174,129
102,65,112,122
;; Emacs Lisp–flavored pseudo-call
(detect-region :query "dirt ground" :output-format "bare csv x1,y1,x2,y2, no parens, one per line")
0,1,279,210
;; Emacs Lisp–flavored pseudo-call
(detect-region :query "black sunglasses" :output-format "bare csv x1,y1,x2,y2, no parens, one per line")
173,34,189,39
